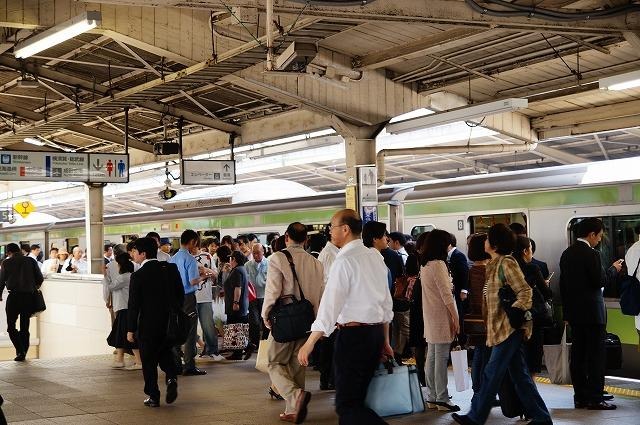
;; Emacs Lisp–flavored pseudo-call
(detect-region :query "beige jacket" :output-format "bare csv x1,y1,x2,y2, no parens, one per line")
421,260,459,344
262,245,325,321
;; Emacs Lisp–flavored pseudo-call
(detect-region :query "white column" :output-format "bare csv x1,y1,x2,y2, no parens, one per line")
84,184,105,274
344,137,376,210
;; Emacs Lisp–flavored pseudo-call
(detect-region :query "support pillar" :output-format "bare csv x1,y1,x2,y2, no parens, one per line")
344,137,376,211
85,184,105,274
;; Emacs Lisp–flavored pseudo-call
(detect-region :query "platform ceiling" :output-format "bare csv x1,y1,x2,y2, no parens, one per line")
0,0,639,218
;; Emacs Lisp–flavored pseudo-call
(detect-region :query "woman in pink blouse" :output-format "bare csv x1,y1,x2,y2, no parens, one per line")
420,229,460,412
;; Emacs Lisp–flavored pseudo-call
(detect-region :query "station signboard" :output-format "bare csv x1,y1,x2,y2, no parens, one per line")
0,151,129,183
181,159,236,185
358,165,378,223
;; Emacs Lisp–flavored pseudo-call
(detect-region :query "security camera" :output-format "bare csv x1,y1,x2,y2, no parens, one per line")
158,187,177,201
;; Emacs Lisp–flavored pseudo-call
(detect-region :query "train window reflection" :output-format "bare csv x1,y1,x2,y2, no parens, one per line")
411,225,435,239
468,212,527,235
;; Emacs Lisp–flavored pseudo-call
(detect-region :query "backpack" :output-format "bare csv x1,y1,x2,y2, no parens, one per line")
619,257,640,316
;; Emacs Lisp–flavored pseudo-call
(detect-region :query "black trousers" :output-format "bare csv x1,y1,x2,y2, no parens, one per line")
6,291,32,356
570,323,606,404
319,332,336,387
176,293,198,371
334,325,389,425
248,298,265,347
139,339,178,401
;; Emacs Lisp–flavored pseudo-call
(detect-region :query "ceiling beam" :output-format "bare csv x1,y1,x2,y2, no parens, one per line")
139,101,239,133
295,164,345,184
538,116,640,139
93,0,640,34
222,74,372,126
532,99,640,130
64,125,154,153
623,31,640,50
593,134,610,160
531,143,588,164
354,28,489,70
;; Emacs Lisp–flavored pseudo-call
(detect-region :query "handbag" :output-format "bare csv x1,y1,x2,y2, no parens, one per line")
392,275,416,312
531,287,554,327
223,323,249,350
497,258,531,330
365,360,423,417
31,289,46,316
604,332,623,370
620,256,640,316
248,282,257,303
268,249,316,343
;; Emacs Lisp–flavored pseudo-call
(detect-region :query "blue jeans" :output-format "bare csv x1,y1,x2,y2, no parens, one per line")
468,330,551,424
196,302,219,355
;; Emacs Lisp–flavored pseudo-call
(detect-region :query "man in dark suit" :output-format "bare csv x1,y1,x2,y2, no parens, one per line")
127,237,184,407
0,243,43,361
448,234,470,344
560,218,619,410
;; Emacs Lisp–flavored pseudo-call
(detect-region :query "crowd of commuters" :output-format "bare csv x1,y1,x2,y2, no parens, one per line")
2,210,637,425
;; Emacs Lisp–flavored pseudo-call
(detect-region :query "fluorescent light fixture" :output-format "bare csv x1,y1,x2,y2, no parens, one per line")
24,137,46,146
599,70,640,91
386,98,528,135
14,11,101,59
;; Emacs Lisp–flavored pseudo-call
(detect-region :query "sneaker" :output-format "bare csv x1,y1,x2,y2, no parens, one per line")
111,361,125,368
209,354,225,362
125,363,142,371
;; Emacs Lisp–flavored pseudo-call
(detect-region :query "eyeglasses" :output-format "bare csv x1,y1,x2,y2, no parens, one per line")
329,223,346,231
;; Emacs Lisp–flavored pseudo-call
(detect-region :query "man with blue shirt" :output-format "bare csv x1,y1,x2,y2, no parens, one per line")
246,244,269,349
170,229,212,376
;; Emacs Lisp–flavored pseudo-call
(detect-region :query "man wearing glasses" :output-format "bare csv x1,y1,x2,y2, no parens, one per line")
298,209,394,425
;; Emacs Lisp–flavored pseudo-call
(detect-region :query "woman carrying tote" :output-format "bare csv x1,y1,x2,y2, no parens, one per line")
452,224,552,425
420,229,460,412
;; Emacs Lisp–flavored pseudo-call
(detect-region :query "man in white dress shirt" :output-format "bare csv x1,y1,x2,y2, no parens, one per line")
299,209,394,425
624,225,640,347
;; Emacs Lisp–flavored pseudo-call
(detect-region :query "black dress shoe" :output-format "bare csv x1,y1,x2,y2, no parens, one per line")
166,379,178,404
183,368,207,376
574,401,588,409
14,353,26,361
243,343,256,360
527,421,553,425
587,401,616,410
143,397,160,407
602,394,614,401
451,413,479,425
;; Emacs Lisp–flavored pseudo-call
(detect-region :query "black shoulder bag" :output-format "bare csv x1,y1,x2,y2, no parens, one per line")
162,263,191,346
268,249,316,343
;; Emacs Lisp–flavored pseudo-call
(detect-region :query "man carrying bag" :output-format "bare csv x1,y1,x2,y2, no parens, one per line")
262,222,324,424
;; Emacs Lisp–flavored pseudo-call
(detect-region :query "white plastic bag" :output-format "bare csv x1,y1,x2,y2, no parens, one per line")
451,347,471,392
543,325,572,384
212,298,226,333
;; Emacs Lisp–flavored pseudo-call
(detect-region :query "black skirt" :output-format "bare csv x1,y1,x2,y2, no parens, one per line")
107,309,138,350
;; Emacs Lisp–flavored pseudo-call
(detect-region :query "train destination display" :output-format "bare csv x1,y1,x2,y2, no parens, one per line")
0,151,129,183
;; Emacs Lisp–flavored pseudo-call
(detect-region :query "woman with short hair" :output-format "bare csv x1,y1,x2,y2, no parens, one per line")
452,224,552,425
223,250,250,360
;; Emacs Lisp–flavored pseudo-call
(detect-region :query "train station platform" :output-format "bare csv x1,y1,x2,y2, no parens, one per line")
0,355,638,425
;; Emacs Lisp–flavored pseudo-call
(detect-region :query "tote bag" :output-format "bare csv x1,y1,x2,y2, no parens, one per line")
223,323,249,350
543,325,571,384
365,360,423,417
255,337,271,373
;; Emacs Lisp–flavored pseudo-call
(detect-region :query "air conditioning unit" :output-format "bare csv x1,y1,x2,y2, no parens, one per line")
275,42,317,72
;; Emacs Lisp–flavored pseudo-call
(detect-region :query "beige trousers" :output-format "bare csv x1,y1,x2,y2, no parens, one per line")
392,310,410,354
267,335,306,413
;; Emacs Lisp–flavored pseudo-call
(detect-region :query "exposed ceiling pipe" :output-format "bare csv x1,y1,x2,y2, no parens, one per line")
266,0,275,71
376,143,538,186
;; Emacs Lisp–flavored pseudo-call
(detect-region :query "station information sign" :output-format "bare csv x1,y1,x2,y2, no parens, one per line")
0,151,129,183
181,159,236,185
358,165,378,223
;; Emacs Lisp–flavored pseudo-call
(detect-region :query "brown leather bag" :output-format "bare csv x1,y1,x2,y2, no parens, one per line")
392,276,416,312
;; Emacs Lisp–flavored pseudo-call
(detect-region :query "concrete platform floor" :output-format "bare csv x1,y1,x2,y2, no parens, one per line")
0,354,638,424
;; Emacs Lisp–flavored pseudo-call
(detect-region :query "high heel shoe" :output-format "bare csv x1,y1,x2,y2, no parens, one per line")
269,387,284,400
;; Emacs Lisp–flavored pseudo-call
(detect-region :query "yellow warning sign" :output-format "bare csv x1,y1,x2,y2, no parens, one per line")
13,201,35,218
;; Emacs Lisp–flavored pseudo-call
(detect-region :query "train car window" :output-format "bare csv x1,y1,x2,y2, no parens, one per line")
202,230,221,240
468,213,527,234
411,225,435,239
122,234,138,243
65,238,79,252
568,215,640,298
